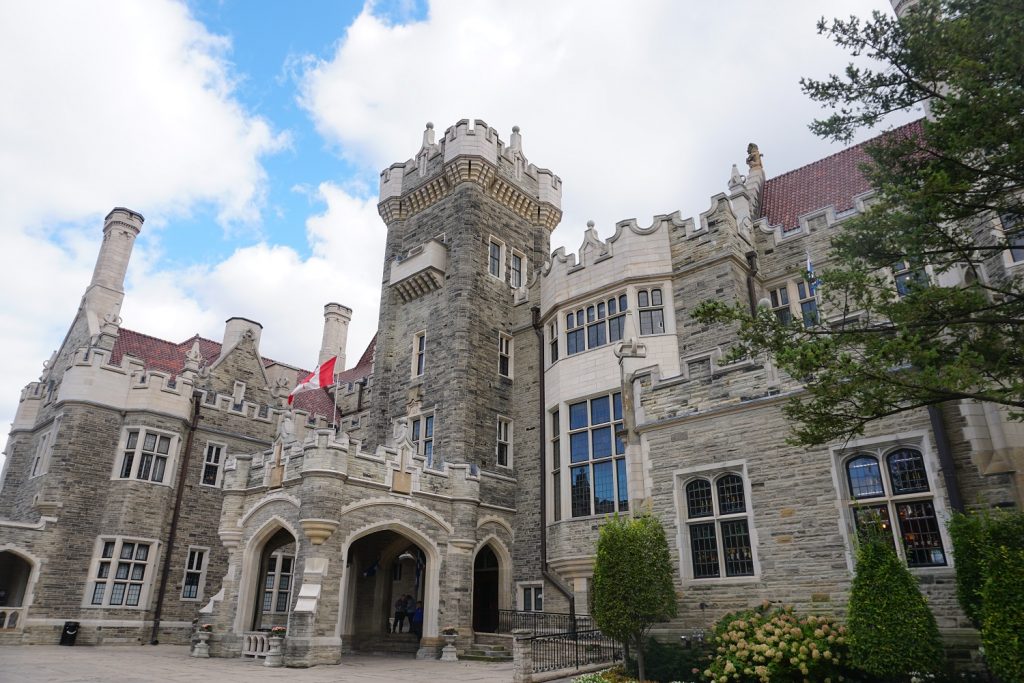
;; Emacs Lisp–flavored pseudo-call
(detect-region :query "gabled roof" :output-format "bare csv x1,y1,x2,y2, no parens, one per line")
109,328,376,420
760,119,924,232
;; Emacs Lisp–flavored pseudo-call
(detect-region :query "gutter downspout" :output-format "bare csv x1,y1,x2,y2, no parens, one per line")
150,392,202,644
532,306,577,627
928,404,964,512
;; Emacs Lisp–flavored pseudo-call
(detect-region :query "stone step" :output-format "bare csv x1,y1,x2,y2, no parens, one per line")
460,652,513,662
473,632,513,646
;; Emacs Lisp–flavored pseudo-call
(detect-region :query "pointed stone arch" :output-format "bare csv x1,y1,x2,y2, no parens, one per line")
234,515,301,634
471,535,512,633
0,545,40,630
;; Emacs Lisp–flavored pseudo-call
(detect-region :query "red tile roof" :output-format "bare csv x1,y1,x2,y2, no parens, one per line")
109,328,376,420
760,119,924,232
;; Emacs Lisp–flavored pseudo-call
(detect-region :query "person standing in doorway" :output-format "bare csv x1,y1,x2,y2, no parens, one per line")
392,595,406,633
411,600,424,638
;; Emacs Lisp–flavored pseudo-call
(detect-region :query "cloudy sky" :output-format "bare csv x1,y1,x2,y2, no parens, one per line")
0,0,917,459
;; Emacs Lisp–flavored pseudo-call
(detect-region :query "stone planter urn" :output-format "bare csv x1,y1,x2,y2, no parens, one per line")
264,635,284,667
192,631,211,658
440,631,458,662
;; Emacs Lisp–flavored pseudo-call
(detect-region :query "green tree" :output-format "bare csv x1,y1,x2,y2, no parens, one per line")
846,531,944,679
591,514,677,683
694,0,1024,446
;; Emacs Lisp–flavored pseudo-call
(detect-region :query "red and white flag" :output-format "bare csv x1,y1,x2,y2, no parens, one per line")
288,356,337,404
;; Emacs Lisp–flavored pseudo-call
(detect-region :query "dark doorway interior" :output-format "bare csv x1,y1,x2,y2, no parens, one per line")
472,545,499,633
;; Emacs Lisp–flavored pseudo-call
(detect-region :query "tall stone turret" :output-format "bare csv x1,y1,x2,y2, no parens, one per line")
369,119,561,469
319,302,352,369
83,207,143,334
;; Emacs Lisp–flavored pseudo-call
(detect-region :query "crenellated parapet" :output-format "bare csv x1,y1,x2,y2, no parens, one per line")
378,120,562,230
539,214,681,316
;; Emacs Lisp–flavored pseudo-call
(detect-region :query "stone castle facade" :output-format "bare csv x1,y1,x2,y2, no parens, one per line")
1,116,1021,665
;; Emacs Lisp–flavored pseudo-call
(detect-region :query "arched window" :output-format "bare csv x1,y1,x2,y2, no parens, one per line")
841,447,945,567
846,455,883,499
682,473,755,579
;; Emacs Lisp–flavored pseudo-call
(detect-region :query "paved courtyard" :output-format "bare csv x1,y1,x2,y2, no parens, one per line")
0,645,517,682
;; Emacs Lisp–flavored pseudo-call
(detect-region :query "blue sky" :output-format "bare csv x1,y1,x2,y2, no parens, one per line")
0,0,918,459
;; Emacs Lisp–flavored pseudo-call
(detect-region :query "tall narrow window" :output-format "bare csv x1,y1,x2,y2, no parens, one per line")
893,260,928,297
201,443,224,487
181,547,207,600
568,392,627,517
412,331,426,377
117,429,175,484
637,288,665,335
797,281,818,327
511,251,524,288
488,239,504,279
769,287,792,325
30,427,55,478
412,414,435,467
548,322,559,364
522,585,543,612
1001,213,1024,263
496,417,512,468
551,409,561,522
262,550,294,614
683,473,755,579
566,311,585,355
842,447,946,567
498,333,512,378
88,538,153,607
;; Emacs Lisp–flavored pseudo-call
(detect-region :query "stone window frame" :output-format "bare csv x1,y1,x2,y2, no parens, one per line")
550,408,562,522
518,582,543,612
997,212,1024,269
488,236,505,281
411,330,426,378
496,415,512,469
111,426,180,487
548,320,559,365
230,381,246,413
411,412,435,468
82,535,159,609
672,460,762,584
200,441,226,489
764,278,818,329
636,287,665,336
498,332,513,379
565,391,629,519
29,418,60,479
180,545,209,602
563,292,629,357
829,430,954,574
768,286,792,325
510,249,526,288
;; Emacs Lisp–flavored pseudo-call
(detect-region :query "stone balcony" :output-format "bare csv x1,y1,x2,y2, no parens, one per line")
388,240,447,302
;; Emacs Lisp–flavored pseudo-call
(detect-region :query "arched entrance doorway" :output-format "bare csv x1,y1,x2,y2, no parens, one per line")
342,529,430,655
250,528,297,631
472,545,499,633
0,551,32,630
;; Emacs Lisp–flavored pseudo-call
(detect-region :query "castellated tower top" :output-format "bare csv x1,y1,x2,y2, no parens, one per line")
378,119,562,231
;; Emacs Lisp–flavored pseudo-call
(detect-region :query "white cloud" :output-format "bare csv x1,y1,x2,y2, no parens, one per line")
299,0,917,254
0,0,287,455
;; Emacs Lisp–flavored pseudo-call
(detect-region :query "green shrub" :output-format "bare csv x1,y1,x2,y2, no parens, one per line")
979,545,1024,682
703,603,851,682
846,533,944,679
623,637,709,683
947,508,1024,680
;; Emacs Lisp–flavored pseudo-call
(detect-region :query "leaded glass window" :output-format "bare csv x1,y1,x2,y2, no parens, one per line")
567,392,627,517
682,472,755,579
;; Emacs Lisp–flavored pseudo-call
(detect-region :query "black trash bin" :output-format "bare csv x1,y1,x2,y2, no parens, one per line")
60,621,79,646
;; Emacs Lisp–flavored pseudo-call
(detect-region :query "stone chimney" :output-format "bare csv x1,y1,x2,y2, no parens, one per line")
223,317,263,352
83,207,144,331
320,303,352,370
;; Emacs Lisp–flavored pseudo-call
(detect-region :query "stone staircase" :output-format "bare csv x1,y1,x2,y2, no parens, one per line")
460,632,513,662
353,632,420,656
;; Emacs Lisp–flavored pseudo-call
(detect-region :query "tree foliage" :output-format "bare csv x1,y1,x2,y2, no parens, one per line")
694,0,1024,445
591,514,678,683
846,532,944,679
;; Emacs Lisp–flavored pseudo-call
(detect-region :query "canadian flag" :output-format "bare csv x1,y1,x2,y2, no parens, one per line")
288,356,337,404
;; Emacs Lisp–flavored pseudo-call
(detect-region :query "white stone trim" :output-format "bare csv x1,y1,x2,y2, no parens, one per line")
108,425,180,487
238,492,301,527
234,515,301,634
179,545,210,602
476,515,514,538
80,535,162,610
335,497,455,535
0,544,42,630
473,534,513,610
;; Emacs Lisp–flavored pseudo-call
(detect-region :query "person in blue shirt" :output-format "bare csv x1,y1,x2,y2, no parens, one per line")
411,600,424,638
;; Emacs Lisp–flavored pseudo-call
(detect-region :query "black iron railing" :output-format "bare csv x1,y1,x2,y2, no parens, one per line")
497,609,596,634
525,629,623,673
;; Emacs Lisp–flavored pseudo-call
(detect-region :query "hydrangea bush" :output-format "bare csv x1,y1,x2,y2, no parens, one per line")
703,603,851,683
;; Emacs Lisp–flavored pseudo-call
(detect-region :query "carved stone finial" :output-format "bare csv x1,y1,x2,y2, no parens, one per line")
729,163,745,190
186,341,203,363
746,143,763,171
277,410,296,443
422,122,435,148
512,125,520,133
586,220,595,229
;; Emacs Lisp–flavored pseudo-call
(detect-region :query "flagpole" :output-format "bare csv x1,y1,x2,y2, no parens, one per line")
332,371,339,432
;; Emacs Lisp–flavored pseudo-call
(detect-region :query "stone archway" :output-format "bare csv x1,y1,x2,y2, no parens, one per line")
0,550,34,630
339,522,441,655
472,545,499,633
234,517,301,635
